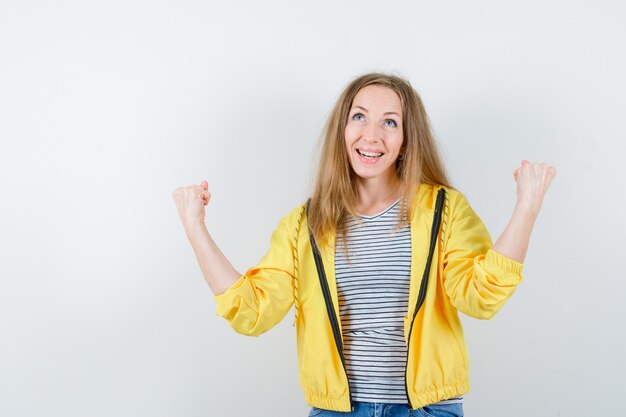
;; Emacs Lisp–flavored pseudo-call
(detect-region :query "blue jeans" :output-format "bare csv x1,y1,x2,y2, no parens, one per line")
308,401,464,417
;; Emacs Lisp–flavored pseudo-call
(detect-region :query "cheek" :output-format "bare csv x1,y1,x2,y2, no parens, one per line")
391,134,404,152
344,124,358,141
344,127,358,150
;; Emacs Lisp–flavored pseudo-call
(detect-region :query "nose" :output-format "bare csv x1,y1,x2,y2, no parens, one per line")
362,120,382,143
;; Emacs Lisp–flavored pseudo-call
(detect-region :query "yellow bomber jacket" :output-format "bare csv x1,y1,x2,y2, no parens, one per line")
213,184,524,412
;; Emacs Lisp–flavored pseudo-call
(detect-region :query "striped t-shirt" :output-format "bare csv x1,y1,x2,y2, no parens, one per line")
335,197,463,405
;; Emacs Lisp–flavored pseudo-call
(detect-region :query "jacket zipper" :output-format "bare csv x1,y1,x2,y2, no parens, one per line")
309,235,354,411
306,201,355,411
404,188,446,411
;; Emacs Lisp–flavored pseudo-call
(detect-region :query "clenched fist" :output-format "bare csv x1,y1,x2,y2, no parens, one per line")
513,160,557,214
172,180,211,231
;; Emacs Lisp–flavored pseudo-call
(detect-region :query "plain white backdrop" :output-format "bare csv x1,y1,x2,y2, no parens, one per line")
1,1,625,416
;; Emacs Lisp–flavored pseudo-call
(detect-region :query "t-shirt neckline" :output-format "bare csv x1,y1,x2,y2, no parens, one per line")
356,197,402,219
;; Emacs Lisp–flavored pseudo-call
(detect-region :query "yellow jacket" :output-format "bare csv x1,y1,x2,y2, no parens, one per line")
213,184,524,412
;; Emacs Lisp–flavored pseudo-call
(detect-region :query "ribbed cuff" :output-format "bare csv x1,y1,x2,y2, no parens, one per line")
213,274,247,305
485,248,524,275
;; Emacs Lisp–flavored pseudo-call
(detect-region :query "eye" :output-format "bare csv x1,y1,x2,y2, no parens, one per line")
352,113,365,121
385,119,398,128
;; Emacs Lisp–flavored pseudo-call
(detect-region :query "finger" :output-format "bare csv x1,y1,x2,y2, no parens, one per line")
201,180,208,190
191,185,206,194
549,166,557,177
521,160,530,166
547,166,557,183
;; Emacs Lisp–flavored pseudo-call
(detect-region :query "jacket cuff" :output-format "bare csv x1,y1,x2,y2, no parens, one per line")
484,248,524,280
213,274,248,310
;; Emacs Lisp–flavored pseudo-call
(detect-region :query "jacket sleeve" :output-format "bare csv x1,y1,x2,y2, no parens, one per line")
441,191,524,320
212,214,296,336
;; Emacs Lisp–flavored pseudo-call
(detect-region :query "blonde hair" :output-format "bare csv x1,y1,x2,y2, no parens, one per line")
308,72,454,248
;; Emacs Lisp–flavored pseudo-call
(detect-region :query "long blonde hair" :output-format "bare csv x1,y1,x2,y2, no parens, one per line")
308,72,454,247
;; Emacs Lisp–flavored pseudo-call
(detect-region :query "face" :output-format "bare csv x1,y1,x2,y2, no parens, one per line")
344,84,404,184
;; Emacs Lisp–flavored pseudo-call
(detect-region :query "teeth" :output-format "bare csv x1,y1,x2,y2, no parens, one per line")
358,150,383,158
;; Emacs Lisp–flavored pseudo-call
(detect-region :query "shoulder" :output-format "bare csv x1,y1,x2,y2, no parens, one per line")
261,202,308,247
444,187,471,210
413,183,467,211
410,184,477,225
276,201,308,231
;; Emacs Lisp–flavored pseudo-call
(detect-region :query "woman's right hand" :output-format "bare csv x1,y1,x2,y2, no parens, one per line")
172,181,242,295
172,180,211,232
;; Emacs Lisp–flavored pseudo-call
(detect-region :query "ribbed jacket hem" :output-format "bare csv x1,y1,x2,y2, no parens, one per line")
305,392,352,413
304,380,471,412
409,380,471,410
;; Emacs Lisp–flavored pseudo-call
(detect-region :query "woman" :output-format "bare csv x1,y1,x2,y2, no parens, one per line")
172,73,556,417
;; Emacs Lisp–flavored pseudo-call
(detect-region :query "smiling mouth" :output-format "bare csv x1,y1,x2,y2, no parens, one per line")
357,149,384,159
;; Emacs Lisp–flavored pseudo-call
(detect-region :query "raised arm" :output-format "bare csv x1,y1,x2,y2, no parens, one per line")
173,180,300,336
172,180,240,296
491,160,557,263
441,160,556,320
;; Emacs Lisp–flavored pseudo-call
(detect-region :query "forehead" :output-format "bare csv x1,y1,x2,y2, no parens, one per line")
352,84,402,114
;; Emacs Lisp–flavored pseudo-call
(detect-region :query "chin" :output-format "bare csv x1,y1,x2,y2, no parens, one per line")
351,167,394,181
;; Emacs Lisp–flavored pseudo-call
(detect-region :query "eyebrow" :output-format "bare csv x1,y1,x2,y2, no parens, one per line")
351,105,400,117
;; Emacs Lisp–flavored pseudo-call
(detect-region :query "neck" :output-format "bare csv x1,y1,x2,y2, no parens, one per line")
354,173,403,210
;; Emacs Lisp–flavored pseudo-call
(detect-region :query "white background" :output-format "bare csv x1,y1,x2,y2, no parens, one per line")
1,1,625,416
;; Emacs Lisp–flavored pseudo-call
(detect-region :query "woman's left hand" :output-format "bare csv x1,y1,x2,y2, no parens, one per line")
513,160,557,214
